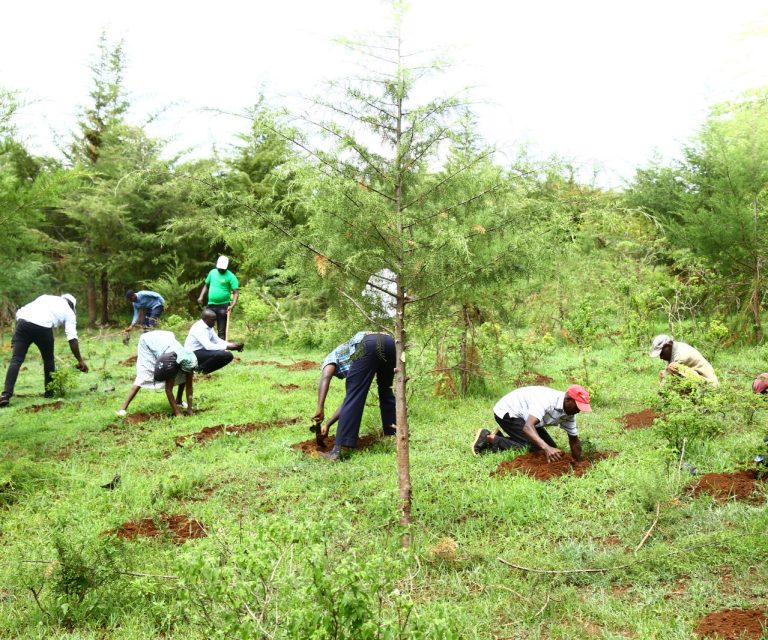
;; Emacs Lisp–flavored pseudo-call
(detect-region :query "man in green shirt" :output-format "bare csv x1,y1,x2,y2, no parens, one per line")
197,255,239,339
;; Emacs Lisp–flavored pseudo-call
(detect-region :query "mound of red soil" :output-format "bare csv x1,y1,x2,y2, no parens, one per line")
120,355,137,366
493,451,616,481
513,371,554,386
247,359,318,371
23,401,64,413
175,416,302,446
105,411,169,430
273,383,300,391
692,470,765,503
695,608,768,639
103,514,206,544
292,433,381,456
620,408,661,430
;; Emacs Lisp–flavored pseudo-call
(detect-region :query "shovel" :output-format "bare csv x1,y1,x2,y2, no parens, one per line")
310,422,326,447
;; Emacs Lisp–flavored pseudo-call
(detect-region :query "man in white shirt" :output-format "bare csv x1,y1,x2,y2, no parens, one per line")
184,309,243,375
471,385,592,462
0,294,89,407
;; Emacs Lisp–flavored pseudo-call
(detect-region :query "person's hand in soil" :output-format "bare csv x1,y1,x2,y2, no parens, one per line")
544,446,564,463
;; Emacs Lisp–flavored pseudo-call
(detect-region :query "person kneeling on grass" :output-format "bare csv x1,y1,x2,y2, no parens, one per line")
311,331,397,461
117,330,196,418
472,385,592,462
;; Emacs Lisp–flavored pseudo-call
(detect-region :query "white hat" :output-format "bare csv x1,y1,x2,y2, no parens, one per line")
650,334,673,357
216,255,229,269
61,293,76,309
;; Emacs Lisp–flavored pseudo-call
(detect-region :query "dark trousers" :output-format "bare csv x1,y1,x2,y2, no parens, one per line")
194,348,233,374
335,334,397,448
206,304,229,339
142,305,164,330
492,413,557,453
3,320,56,397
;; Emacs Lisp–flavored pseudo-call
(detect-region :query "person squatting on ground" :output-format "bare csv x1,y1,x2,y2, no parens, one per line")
472,385,592,462
0,294,89,407
650,334,719,386
124,290,165,337
197,255,239,340
184,309,244,376
752,373,768,395
312,331,397,461
117,330,196,417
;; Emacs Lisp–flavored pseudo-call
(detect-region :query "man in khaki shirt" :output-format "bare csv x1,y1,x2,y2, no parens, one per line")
650,334,719,386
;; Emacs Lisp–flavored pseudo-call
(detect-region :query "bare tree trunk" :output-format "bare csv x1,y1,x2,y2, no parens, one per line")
86,277,97,328
459,304,470,396
751,280,763,343
394,289,412,545
100,270,109,325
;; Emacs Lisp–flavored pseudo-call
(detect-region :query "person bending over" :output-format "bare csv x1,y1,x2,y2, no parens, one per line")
472,385,592,462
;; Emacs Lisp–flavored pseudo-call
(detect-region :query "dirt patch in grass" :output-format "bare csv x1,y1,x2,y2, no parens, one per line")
694,608,768,639
247,359,318,371
23,401,64,413
104,411,170,431
103,514,206,544
175,416,302,446
620,408,660,430
691,470,765,503
513,371,554,386
273,383,300,391
493,451,616,481
120,355,137,366
292,433,381,456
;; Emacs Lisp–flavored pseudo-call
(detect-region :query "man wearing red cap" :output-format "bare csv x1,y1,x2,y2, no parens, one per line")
752,374,768,395
472,385,592,462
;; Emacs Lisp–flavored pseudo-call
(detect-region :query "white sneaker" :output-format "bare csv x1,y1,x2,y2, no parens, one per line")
180,402,188,409
116,409,127,417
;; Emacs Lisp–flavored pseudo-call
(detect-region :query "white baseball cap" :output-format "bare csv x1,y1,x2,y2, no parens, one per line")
650,334,673,357
61,293,76,309
216,255,229,269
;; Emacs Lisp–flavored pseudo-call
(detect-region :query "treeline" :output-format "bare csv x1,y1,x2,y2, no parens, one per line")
2,35,767,357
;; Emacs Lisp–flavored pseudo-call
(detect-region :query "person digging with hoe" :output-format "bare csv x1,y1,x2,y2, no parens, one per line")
0,294,88,408
312,331,396,461
472,385,592,461
117,330,196,418
123,289,165,343
197,255,239,340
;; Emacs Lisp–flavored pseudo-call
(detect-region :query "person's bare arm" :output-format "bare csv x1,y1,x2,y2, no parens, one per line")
312,364,336,426
569,434,583,461
197,284,208,306
228,289,239,311
521,415,563,462
67,338,88,372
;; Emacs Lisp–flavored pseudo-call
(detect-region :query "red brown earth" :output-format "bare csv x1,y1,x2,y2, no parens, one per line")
694,608,768,639
175,416,302,446
247,359,319,371
273,383,300,391
691,470,765,503
23,401,64,413
493,451,616,481
620,408,661,430
103,514,206,544
120,355,137,366
513,371,554,386
292,433,381,456
104,411,170,431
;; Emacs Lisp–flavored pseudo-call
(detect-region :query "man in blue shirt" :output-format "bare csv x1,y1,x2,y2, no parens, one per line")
312,331,396,461
124,290,165,335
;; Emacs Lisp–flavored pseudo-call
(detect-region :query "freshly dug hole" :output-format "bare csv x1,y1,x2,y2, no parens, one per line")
493,451,616,481
620,408,660,430
694,608,768,639
292,433,381,456
691,470,765,503
103,514,206,544
175,417,301,446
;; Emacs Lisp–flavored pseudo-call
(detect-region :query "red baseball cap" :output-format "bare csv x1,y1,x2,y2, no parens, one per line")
752,374,768,394
566,385,592,412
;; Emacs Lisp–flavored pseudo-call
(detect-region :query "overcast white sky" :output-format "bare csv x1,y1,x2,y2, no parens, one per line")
2,0,767,186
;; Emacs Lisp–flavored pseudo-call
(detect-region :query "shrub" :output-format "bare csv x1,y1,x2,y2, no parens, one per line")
46,367,78,398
